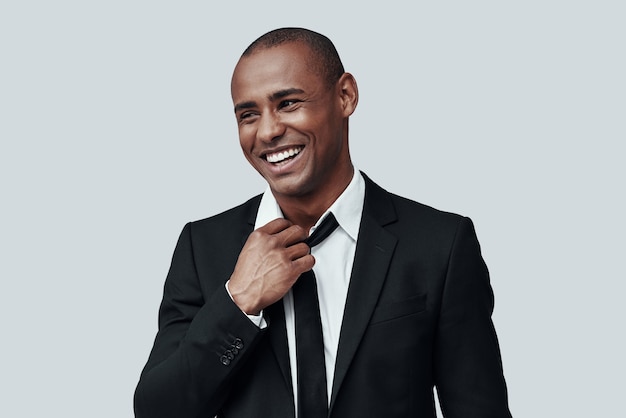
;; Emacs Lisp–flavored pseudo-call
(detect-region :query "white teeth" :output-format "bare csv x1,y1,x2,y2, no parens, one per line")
266,147,302,163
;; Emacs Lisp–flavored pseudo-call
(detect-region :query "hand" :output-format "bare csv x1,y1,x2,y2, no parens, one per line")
228,218,314,315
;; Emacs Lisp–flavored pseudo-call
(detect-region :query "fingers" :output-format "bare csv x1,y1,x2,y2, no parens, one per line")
230,219,316,314
258,218,293,234
261,219,313,274
259,218,309,247
285,242,311,261
292,253,315,274
279,224,309,247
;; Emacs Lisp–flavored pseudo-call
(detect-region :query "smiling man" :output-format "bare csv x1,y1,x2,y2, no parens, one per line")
134,28,512,418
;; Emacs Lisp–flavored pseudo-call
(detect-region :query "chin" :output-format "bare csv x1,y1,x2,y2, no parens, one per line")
267,178,313,198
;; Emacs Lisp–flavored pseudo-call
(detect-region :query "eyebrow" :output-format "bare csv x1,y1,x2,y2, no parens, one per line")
234,101,256,113
233,88,305,113
271,88,304,100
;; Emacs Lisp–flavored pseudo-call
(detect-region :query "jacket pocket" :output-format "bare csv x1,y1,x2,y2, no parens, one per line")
369,293,427,325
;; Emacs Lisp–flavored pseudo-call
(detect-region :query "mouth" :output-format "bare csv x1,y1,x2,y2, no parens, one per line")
264,146,304,165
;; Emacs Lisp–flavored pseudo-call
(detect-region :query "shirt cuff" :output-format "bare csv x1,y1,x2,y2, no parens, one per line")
225,281,267,329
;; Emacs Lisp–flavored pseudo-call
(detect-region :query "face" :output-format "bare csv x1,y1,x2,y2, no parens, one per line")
231,42,357,203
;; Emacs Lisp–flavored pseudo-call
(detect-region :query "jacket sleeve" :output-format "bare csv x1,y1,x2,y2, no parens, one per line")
134,223,265,418
434,217,513,418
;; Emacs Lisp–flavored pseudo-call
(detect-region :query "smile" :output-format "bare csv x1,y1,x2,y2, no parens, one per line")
265,146,303,163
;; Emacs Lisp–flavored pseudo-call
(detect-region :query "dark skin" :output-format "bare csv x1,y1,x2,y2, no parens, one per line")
228,42,359,315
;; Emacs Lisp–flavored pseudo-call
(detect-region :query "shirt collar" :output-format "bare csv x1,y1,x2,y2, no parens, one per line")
254,170,365,242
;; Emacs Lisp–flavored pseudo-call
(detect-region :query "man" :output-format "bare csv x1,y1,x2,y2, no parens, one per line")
134,28,512,417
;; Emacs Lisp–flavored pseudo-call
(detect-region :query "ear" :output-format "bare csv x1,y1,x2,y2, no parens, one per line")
337,72,359,117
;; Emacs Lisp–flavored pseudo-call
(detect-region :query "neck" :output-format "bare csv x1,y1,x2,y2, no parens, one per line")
276,166,354,231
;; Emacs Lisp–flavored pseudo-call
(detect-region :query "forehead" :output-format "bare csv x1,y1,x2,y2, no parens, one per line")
231,43,323,102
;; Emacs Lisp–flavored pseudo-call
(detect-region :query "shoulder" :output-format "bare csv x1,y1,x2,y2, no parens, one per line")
362,173,476,252
389,191,472,249
390,192,465,229
177,195,262,251
363,176,483,270
363,173,465,228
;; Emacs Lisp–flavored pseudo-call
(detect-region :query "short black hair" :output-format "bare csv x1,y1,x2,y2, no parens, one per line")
242,27,345,87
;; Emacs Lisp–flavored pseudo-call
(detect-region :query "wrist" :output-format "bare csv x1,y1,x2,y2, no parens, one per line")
226,280,261,315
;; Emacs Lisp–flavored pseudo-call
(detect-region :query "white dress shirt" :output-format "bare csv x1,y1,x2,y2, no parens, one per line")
253,170,365,412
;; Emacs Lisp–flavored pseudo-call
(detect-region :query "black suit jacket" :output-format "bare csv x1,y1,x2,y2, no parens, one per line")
134,174,512,417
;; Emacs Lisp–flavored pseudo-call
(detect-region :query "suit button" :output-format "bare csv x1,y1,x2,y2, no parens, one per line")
220,355,231,366
233,338,244,350
225,350,235,360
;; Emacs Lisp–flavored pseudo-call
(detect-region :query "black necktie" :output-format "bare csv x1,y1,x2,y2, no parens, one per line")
293,213,339,418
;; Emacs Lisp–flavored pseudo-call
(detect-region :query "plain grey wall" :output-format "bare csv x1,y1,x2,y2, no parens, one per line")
1,1,624,416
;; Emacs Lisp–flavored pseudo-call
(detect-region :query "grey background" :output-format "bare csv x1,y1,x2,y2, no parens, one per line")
1,1,624,417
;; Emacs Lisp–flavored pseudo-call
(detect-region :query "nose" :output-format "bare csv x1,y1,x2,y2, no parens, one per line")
256,111,285,143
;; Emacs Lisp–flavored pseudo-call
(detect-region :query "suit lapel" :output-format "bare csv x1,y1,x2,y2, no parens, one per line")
329,175,398,410
242,195,261,245
266,302,293,398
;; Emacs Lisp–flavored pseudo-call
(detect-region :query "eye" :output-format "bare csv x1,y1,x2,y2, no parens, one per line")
238,111,258,124
279,99,300,110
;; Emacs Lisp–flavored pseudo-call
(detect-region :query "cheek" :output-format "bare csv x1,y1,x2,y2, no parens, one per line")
316,131,344,162
238,128,255,152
